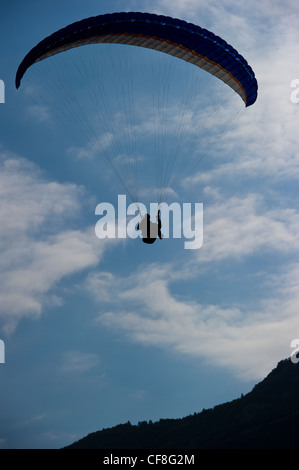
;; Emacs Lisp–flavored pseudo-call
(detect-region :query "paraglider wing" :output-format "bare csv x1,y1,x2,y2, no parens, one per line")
15,12,258,106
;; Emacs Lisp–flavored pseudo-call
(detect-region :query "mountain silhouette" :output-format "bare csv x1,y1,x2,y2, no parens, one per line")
65,357,299,449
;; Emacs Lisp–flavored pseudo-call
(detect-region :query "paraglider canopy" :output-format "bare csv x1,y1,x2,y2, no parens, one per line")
15,12,258,106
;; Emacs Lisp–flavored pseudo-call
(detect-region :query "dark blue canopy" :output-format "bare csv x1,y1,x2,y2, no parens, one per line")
15,12,258,106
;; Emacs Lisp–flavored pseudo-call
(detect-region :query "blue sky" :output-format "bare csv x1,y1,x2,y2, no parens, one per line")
1,0,299,449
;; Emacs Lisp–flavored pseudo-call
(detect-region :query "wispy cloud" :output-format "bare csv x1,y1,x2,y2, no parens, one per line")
0,151,114,334
68,132,115,161
0,438,6,449
61,350,100,373
27,104,51,123
15,414,48,428
196,193,299,261
87,260,298,381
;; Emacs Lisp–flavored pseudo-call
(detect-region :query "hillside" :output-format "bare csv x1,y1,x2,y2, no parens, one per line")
65,357,299,449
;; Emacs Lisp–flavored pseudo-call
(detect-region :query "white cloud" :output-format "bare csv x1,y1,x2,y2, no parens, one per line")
68,132,115,161
61,350,100,373
0,151,113,334
87,260,299,381
197,193,299,261
27,104,51,123
1,228,99,323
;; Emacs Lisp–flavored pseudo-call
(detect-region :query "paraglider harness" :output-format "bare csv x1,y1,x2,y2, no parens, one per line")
137,209,163,244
